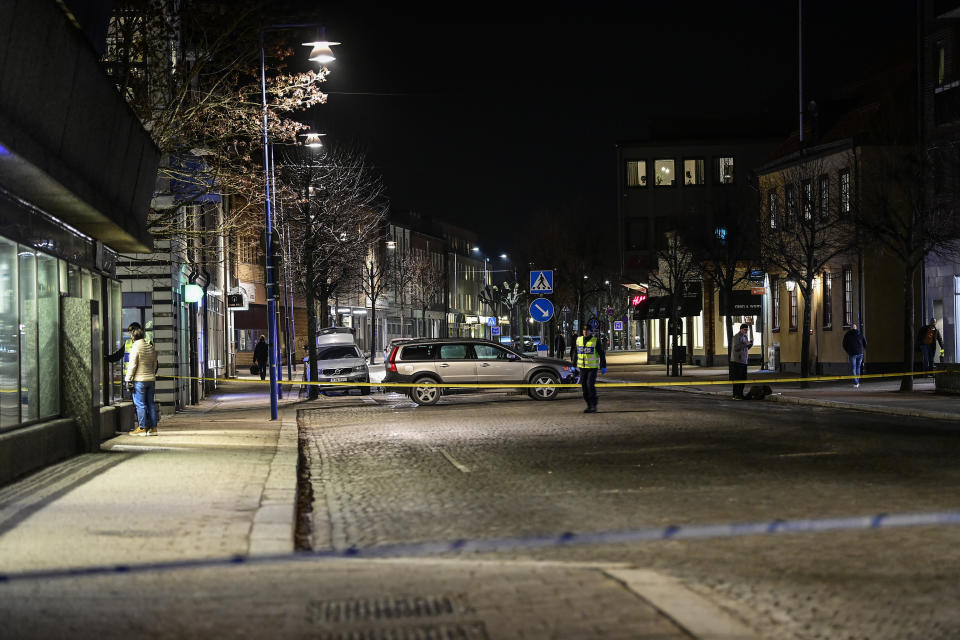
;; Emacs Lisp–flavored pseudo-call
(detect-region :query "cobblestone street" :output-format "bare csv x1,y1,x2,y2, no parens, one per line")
300,388,960,639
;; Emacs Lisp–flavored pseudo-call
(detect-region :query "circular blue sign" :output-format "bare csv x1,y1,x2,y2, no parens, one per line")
529,297,555,322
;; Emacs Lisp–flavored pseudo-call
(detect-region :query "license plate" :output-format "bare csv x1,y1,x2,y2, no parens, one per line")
332,377,348,383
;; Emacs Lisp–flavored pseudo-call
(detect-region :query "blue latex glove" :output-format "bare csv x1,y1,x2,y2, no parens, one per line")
601,367,607,374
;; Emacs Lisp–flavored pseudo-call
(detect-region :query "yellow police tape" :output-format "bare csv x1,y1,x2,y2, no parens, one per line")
154,369,956,390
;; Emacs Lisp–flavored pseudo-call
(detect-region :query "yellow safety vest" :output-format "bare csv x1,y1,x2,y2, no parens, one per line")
122,338,134,377
576,335,600,369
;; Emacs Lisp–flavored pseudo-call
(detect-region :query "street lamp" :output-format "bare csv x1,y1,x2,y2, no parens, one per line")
260,24,338,420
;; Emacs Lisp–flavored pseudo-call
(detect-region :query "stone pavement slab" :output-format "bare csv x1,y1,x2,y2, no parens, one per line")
0,558,740,640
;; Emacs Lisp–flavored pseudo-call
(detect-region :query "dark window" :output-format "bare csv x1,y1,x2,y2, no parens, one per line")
400,344,436,361
818,174,829,219
839,169,851,214
822,272,833,329
768,190,779,229
627,220,647,251
439,343,470,359
789,287,798,331
785,184,797,227
801,180,813,221
842,267,853,326
317,345,362,360
772,277,781,331
937,41,947,86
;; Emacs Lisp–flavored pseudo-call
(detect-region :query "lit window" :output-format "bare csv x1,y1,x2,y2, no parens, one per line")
938,43,947,86
683,159,704,185
626,160,647,187
718,157,735,184
785,184,797,227
789,287,798,330
801,180,813,221
654,159,675,186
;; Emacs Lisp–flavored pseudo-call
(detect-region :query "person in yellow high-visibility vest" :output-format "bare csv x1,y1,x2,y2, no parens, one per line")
576,324,606,413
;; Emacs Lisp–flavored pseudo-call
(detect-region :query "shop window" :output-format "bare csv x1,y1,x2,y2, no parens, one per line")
654,159,675,186
683,159,704,185
0,238,19,428
626,160,647,187
38,254,61,417
19,248,38,422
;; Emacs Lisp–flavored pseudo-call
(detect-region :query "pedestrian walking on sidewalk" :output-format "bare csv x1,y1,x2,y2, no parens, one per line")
730,323,753,400
253,335,269,381
125,324,159,436
918,318,944,374
842,323,867,387
555,332,566,361
576,325,606,413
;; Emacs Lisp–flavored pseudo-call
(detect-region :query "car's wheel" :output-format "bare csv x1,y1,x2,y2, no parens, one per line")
528,371,559,400
360,381,371,396
409,377,441,405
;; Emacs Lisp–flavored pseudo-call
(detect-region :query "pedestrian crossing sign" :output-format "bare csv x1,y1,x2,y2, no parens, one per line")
529,270,554,294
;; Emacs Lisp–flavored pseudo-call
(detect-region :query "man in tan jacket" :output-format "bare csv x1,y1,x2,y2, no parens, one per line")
124,324,159,436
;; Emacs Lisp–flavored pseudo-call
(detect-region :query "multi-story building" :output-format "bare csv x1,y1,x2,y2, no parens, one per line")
921,0,960,364
0,1,159,483
617,137,775,364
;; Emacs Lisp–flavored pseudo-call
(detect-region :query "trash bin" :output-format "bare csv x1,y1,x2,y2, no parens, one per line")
672,345,687,362
767,345,780,371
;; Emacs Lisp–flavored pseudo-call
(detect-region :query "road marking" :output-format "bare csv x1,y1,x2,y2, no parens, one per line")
778,451,837,458
437,448,471,473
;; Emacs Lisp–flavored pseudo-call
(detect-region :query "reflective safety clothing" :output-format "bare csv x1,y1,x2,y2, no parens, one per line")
576,335,600,369
122,338,134,377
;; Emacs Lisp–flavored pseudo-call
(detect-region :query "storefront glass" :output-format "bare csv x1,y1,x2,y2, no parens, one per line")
18,247,38,421
38,253,60,417
0,237,19,429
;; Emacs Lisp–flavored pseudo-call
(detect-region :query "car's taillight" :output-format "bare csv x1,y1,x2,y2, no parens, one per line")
386,346,399,372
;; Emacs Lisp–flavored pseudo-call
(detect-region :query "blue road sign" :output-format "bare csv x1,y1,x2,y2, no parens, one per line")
530,270,554,294
487,316,496,326
613,321,624,331
491,326,501,336
529,297,555,322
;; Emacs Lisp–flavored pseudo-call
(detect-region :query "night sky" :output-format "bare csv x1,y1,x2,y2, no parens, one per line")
305,1,914,252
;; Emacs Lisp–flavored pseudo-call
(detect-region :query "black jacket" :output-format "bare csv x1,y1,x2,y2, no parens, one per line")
253,339,269,364
842,329,866,356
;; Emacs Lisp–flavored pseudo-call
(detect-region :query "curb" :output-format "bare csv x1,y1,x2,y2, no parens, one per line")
249,401,300,555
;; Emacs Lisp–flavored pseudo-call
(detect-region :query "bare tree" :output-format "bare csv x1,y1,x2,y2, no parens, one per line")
406,252,445,338
760,155,852,387
357,244,392,364
103,0,329,265
277,144,386,396
685,184,762,366
647,232,702,376
857,143,960,390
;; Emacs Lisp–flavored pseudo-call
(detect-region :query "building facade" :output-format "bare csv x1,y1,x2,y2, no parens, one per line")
0,1,159,483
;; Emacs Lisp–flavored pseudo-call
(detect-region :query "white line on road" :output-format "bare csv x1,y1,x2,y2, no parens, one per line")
437,448,471,473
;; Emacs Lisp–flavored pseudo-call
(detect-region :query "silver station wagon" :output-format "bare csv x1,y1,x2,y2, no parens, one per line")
383,338,578,406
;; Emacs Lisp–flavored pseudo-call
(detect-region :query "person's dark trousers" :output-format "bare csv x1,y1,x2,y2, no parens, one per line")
581,368,598,409
258,361,267,381
921,344,935,372
848,353,863,385
730,362,747,398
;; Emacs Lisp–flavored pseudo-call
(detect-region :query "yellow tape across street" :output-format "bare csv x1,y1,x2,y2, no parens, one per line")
154,369,956,390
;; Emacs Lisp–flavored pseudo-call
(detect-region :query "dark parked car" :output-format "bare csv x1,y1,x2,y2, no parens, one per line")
383,338,578,406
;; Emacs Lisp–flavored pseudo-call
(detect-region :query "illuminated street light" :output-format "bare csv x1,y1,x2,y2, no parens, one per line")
300,132,326,148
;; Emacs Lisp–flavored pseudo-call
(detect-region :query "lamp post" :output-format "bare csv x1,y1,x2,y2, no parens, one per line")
260,25,338,420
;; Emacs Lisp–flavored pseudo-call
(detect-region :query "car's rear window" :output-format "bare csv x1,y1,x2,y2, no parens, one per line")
400,344,435,361
317,345,361,360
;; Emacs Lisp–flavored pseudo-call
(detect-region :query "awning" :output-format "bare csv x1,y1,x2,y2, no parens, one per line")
718,290,763,315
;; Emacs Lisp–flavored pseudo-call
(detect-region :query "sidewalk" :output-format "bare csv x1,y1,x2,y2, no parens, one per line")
0,380,749,640
601,361,960,422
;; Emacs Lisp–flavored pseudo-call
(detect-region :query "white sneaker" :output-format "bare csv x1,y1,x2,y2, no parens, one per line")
854,383,860,388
